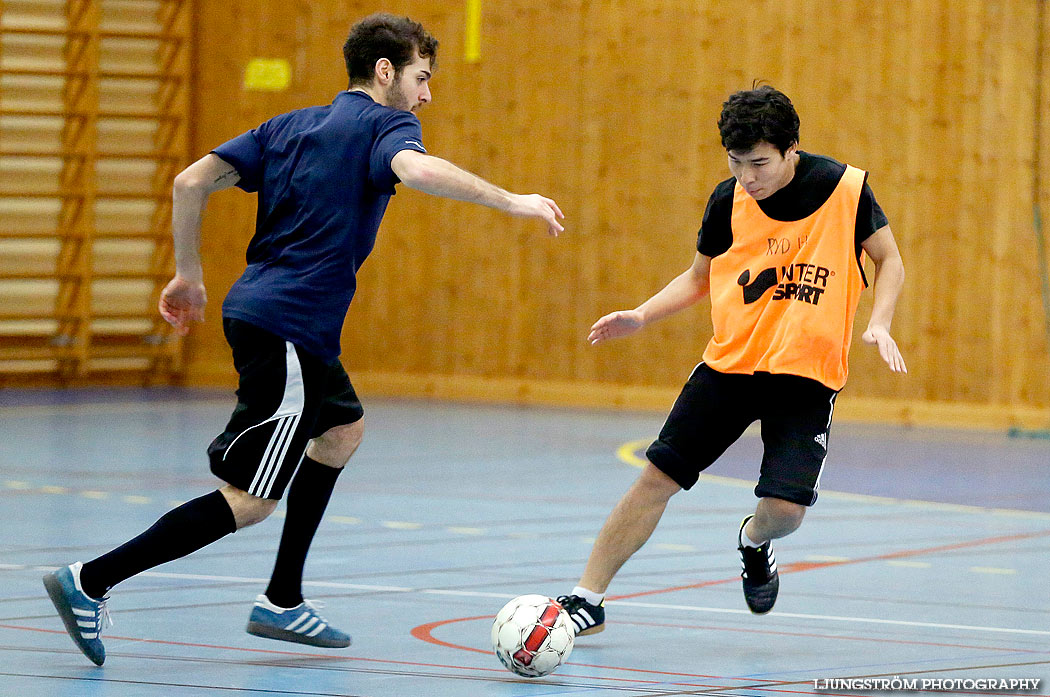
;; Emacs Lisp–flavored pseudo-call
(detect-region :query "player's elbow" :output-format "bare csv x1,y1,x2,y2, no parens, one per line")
173,169,210,198
392,151,435,190
687,271,710,300
874,251,905,283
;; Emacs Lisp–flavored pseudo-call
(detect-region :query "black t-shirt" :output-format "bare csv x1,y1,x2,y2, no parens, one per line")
696,152,888,258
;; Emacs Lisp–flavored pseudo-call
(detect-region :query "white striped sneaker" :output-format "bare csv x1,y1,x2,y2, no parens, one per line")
556,594,605,636
42,562,112,666
246,595,351,648
738,515,779,614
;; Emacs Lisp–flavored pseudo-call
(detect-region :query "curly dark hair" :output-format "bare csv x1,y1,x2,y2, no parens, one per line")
343,13,438,88
717,86,800,154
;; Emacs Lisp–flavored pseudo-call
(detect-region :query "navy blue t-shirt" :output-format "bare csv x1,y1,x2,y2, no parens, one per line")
212,90,426,359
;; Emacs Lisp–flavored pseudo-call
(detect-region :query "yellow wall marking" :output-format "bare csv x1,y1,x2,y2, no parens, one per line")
244,58,291,91
464,0,482,64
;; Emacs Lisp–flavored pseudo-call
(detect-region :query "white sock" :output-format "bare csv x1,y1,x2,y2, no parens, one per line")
571,586,604,606
257,594,300,612
739,521,766,548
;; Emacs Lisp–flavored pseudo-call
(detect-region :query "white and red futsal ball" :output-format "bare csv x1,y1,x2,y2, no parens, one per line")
491,594,575,677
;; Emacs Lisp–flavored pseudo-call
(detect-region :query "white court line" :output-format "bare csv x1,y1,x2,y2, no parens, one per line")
5,564,1045,637
137,570,412,593
613,600,1050,637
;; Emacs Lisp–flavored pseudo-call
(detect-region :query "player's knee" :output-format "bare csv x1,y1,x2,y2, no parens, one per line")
307,420,364,468
220,485,278,529
759,497,806,535
637,463,682,501
236,497,278,529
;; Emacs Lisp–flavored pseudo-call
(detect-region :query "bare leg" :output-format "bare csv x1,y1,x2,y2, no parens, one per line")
219,485,279,529
578,463,681,593
743,496,805,544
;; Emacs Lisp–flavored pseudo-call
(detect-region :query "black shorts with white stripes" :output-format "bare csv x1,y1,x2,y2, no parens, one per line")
645,363,838,506
207,318,363,500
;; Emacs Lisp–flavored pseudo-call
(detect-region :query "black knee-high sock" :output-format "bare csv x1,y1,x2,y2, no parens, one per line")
79,490,237,599
264,457,342,608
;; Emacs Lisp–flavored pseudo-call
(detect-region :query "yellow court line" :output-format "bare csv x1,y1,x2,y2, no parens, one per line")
615,439,651,468
615,440,1050,521
970,566,1018,575
383,521,424,530
654,543,696,552
446,526,485,535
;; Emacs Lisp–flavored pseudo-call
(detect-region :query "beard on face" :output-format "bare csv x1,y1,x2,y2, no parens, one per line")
384,77,410,111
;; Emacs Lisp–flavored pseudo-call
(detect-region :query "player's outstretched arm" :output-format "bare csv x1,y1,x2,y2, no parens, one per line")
391,149,564,237
860,225,907,373
159,153,242,335
589,253,711,345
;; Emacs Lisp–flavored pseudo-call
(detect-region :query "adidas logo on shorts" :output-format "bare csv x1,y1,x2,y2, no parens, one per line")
814,432,827,449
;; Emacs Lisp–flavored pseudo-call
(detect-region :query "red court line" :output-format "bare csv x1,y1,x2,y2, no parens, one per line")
409,528,1050,691
409,615,1043,697
414,614,790,684
2,621,822,692
608,527,1050,601
10,621,1030,696
0,622,507,675
410,615,491,655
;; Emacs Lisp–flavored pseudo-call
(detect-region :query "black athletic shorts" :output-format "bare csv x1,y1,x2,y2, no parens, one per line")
645,363,838,506
207,318,364,500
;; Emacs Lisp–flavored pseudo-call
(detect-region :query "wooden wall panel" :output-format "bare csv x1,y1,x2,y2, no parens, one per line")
1037,0,1050,410
187,0,1050,424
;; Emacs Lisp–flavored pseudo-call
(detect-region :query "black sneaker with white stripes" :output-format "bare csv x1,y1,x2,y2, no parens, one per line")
738,515,779,614
556,594,605,636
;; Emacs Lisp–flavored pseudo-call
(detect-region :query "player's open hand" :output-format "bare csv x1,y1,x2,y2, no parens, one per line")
862,324,907,373
588,310,645,345
509,193,564,237
159,275,207,336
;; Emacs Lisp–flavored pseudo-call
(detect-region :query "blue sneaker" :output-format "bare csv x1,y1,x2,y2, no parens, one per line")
42,562,111,666
246,595,351,648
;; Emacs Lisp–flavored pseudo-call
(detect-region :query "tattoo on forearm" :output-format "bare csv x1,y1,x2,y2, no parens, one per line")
214,168,237,184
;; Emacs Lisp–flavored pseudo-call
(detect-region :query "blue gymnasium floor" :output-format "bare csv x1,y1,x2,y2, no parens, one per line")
0,389,1048,697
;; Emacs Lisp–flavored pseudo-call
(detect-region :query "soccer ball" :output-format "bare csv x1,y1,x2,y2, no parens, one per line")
491,595,575,678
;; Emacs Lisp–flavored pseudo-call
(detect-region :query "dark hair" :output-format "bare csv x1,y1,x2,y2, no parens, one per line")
343,13,438,88
717,85,800,154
